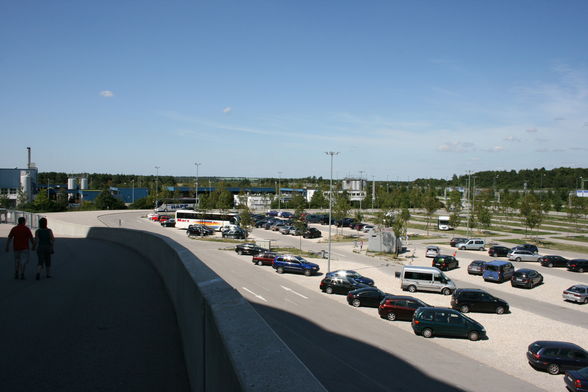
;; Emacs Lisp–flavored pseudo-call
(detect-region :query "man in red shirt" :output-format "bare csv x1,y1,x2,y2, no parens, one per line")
5,217,34,280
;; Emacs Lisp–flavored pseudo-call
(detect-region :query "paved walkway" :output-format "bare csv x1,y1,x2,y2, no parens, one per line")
0,224,189,392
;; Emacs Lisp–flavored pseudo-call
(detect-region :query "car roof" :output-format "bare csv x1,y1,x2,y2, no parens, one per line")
515,268,536,273
455,288,486,293
384,295,424,301
485,260,512,266
470,260,486,264
532,341,584,350
427,246,440,249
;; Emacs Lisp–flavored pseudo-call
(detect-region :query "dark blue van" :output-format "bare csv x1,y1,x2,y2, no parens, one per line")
483,261,515,283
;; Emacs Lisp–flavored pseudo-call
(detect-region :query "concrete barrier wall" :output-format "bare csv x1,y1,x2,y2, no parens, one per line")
76,227,326,392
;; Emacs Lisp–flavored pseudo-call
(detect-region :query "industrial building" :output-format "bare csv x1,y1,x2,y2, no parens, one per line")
0,148,38,207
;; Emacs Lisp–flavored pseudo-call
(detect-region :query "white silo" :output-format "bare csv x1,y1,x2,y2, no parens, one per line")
20,171,32,203
80,177,89,190
68,177,77,200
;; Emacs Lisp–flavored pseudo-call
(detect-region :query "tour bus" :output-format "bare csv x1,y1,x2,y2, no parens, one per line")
155,198,196,212
175,209,240,231
437,216,453,231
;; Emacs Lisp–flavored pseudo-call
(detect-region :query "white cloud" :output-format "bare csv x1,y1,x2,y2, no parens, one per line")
526,128,538,133
99,90,114,98
223,106,232,114
504,136,521,142
437,142,475,153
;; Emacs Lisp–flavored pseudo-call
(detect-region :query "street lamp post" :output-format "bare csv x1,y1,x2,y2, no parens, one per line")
132,180,135,203
194,162,201,207
154,166,160,209
325,151,339,273
278,171,282,210
359,170,364,210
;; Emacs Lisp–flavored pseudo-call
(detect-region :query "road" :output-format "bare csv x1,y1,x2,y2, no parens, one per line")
101,212,546,392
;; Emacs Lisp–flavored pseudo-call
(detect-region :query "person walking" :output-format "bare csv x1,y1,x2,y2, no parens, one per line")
32,217,55,280
5,217,34,280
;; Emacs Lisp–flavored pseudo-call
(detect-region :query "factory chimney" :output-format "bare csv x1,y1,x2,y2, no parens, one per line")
27,147,31,169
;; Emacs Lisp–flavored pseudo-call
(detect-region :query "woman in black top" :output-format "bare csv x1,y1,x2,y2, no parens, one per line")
33,217,55,280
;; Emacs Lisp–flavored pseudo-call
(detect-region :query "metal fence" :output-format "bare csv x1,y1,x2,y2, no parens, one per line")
0,209,44,229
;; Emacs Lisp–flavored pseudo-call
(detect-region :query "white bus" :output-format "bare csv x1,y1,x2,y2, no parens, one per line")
155,198,196,212
175,210,240,231
437,216,453,231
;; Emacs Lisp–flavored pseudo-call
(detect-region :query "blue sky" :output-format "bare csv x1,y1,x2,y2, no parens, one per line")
1,1,587,180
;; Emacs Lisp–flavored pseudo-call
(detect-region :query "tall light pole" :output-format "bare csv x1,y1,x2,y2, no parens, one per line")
325,151,339,273
131,179,135,203
154,166,160,209
278,171,282,210
359,170,365,210
194,162,201,207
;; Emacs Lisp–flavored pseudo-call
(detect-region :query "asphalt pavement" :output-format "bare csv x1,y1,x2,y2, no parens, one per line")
0,224,189,392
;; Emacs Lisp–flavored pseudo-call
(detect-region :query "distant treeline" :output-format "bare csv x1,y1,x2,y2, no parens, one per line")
38,167,588,192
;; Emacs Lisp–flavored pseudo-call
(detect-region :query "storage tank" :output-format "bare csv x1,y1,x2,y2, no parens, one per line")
20,171,32,203
68,177,77,191
80,177,89,190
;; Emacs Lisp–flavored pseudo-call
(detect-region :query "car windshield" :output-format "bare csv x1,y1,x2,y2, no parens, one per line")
577,367,588,378
568,286,585,293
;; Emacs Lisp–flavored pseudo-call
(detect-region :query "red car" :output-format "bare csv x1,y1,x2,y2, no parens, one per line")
252,252,279,266
378,295,430,321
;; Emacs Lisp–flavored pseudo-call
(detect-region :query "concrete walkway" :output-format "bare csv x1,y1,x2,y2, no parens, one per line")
0,224,189,392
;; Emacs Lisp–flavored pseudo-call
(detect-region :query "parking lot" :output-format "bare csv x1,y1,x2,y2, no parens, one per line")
238,221,588,392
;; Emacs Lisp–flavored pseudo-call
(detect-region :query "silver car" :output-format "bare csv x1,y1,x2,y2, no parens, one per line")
563,285,588,304
508,249,541,262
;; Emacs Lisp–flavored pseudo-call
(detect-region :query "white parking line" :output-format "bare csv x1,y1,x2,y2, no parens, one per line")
281,285,308,299
242,287,267,302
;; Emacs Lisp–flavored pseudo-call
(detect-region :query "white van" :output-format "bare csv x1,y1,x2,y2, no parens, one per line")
395,266,456,295
456,238,485,251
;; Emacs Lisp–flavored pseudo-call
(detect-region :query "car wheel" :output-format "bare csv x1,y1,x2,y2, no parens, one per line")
468,331,480,341
516,257,521,262
547,363,560,375
460,305,470,313
408,285,417,293
422,328,433,338
496,306,505,314
491,252,496,257
579,267,585,273
352,299,361,308
584,297,588,304
460,246,466,250
547,263,553,268
442,288,452,296
304,269,312,277
237,249,243,255
479,247,484,251
326,286,334,294
527,282,532,289
277,267,284,274
257,260,263,266
385,312,397,321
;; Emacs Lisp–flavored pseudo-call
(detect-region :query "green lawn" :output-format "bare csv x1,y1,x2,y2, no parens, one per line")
552,236,588,244
499,238,588,254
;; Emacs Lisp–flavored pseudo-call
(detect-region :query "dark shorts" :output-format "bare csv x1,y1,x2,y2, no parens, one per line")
37,251,51,267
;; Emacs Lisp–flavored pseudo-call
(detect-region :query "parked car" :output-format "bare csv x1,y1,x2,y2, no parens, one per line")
362,224,374,233
425,246,440,258
160,218,176,227
488,246,510,257
336,218,356,228
252,251,279,266
563,285,588,304
512,244,539,254
346,287,386,307
432,255,459,271
483,261,515,283
271,222,287,232
158,215,172,223
456,238,486,251
235,243,266,256
378,295,429,321
326,270,374,286
508,249,541,262
267,210,279,217
302,227,322,238
279,211,293,218
279,225,294,235
223,227,248,239
565,367,588,392
511,268,544,289
396,266,456,295
411,307,486,341
187,224,213,237
450,237,469,247
304,214,323,223
289,226,305,236
527,341,588,375
539,255,570,268
450,289,509,314
272,254,320,276
320,276,369,294
467,260,487,275
255,219,270,228
568,259,588,273
353,223,367,231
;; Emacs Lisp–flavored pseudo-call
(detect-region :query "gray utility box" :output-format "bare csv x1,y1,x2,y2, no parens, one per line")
367,229,402,253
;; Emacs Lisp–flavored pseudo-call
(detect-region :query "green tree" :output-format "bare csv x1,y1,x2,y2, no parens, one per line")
390,211,407,257
95,189,126,210
309,187,327,209
519,193,544,236
422,193,439,235
0,194,10,208
239,206,253,231
449,211,462,229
